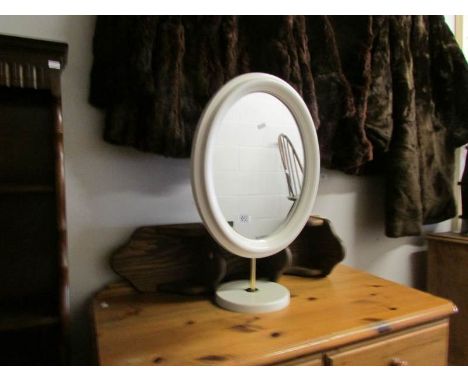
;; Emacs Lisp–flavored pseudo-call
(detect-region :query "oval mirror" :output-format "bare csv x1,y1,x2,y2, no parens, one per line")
191,73,320,312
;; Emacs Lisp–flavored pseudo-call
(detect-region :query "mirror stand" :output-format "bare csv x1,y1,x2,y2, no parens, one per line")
215,258,290,313
192,73,320,314
249,258,257,292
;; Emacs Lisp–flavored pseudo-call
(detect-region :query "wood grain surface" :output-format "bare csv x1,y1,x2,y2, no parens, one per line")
427,232,468,365
91,265,455,365
325,321,449,366
0,34,69,365
110,216,345,295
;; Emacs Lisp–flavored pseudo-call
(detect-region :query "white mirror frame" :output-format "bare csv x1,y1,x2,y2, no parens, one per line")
191,73,320,259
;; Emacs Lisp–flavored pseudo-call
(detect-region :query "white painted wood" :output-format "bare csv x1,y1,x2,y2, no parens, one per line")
215,280,290,313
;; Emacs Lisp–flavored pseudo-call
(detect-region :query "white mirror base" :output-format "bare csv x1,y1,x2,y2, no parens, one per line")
215,280,290,313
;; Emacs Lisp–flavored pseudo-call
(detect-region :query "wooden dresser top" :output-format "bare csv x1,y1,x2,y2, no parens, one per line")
91,265,455,365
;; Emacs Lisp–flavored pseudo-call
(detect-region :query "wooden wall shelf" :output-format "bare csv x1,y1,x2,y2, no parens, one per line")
427,232,468,365
0,310,60,332
0,33,69,365
0,185,54,194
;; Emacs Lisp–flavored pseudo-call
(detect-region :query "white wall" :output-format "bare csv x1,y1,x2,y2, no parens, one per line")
464,19,468,56
0,15,453,364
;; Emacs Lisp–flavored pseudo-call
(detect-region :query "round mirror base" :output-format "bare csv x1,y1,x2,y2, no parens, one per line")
215,280,290,313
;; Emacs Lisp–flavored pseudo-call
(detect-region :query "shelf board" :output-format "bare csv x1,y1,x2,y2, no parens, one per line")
0,309,60,332
426,232,468,245
0,302,60,332
0,184,54,194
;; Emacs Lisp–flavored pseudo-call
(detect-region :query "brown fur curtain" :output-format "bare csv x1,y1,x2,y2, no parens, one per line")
89,16,468,237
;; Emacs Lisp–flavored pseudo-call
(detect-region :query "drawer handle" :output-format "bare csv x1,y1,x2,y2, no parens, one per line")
389,357,408,366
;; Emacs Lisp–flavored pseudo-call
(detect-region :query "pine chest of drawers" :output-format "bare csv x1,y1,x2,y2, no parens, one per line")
90,265,455,365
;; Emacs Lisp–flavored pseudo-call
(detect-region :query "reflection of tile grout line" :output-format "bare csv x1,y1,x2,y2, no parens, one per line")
217,194,292,199
217,195,290,199
219,208,290,217
219,210,289,219
219,200,290,209
235,214,284,220
214,144,299,150
219,208,292,216
224,216,279,222
213,170,285,174
219,121,298,129
215,194,289,200
238,145,282,150
215,188,289,195
248,218,286,223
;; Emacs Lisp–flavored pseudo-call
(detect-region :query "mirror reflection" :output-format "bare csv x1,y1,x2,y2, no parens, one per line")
212,92,304,240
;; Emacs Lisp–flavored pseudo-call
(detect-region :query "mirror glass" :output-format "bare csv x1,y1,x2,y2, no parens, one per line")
211,92,304,240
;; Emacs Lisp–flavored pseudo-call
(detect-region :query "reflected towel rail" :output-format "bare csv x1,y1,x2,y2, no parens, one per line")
278,133,304,202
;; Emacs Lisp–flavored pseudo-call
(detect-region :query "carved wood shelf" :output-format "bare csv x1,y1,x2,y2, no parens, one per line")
110,216,346,296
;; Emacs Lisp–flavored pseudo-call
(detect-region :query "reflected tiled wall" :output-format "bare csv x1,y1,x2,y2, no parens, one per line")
212,92,303,239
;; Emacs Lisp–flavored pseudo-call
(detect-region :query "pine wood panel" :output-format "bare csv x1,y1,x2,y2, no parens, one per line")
427,233,468,365
325,321,448,366
91,265,455,365
277,353,323,366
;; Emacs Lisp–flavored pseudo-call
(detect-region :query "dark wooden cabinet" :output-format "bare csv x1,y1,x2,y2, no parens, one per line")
427,232,468,366
0,34,69,365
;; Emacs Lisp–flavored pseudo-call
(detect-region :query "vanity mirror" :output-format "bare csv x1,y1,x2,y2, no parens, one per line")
191,73,320,313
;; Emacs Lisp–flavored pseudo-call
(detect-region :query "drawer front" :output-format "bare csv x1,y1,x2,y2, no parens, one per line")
279,354,323,366
325,321,449,366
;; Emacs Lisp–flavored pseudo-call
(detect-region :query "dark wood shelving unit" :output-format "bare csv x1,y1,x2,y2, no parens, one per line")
0,34,69,365
427,232,468,365
0,307,60,332
0,184,54,193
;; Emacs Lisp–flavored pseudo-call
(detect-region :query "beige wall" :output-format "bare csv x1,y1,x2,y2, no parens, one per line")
0,16,452,364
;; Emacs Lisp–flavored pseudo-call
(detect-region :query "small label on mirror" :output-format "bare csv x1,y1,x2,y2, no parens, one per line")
239,214,251,224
